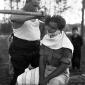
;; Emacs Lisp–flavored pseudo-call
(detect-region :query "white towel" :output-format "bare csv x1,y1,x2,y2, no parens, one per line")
17,66,69,85
41,31,74,53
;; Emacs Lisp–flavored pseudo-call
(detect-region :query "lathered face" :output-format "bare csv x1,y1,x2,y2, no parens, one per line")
46,21,58,33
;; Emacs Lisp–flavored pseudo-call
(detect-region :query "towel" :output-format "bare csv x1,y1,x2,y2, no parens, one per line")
41,31,74,53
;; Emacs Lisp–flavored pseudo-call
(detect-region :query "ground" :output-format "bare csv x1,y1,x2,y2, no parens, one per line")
0,35,85,85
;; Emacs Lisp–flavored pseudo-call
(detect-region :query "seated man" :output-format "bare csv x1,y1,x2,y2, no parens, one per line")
17,15,74,85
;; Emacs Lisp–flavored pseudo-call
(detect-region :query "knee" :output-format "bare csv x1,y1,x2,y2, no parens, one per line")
55,79,66,85
48,76,69,85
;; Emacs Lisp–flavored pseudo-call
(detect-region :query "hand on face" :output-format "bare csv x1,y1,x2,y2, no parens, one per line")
45,22,59,33
45,21,61,38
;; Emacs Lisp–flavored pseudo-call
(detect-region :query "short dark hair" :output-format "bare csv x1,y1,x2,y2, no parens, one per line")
72,27,78,31
45,15,66,31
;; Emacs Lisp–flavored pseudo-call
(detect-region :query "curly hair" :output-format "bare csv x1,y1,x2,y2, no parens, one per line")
45,15,51,25
45,15,66,31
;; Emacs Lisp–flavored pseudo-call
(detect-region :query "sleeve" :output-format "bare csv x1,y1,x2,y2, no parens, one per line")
10,15,23,22
9,10,24,22
60,48,73,65
9,15,24,29
10,15,17,21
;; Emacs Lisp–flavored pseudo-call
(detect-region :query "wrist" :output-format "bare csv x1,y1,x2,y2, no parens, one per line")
45,76,52,83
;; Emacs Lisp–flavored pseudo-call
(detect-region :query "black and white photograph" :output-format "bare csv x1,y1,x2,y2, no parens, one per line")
0,0,85,85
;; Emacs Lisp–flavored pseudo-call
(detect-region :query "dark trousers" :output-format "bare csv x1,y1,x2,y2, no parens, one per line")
72,51,81,70
9,36,40,85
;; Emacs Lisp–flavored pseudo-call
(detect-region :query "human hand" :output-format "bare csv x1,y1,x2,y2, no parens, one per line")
28,64,34,70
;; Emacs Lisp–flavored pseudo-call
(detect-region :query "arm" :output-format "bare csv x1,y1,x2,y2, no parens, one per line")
44,63,68,83
10,10,45,23
39,45,46,84
10,14,38,23
10,14,40,29
39,22,46,39
39,55,46,80
44,48,72,83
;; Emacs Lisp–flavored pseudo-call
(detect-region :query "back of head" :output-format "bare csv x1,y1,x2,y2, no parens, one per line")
45,15,66,31
51,15,66,31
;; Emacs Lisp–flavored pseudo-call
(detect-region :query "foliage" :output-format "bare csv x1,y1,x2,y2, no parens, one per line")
10,0,20,2
0,22,13,35
9,0,21,9
55,0,71,14
40,0,70,15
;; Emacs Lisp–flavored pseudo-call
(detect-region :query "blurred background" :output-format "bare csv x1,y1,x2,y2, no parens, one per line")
0,0,85,85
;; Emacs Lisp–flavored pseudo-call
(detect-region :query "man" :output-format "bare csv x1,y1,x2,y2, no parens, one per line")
71,27,83,71
9,0,41,85
17,15,74,85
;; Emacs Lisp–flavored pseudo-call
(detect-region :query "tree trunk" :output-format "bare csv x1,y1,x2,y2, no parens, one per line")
16,1,19,9
81,0,84,41
16,0,20,9
10,0,13,10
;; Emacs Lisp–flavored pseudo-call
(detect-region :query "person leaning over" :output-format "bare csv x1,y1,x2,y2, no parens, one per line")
9,0,42,85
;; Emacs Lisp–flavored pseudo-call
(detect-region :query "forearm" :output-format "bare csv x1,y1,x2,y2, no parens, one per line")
11,15,38,23
39,56,46,81
45,63,68,82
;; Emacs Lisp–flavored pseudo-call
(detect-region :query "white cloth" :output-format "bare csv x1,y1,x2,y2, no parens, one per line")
17,67,39,85
41,31,74,53
13,19,40,41
17,66,69,85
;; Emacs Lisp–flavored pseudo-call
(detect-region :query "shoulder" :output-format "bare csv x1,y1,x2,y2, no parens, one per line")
61,48,72,54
